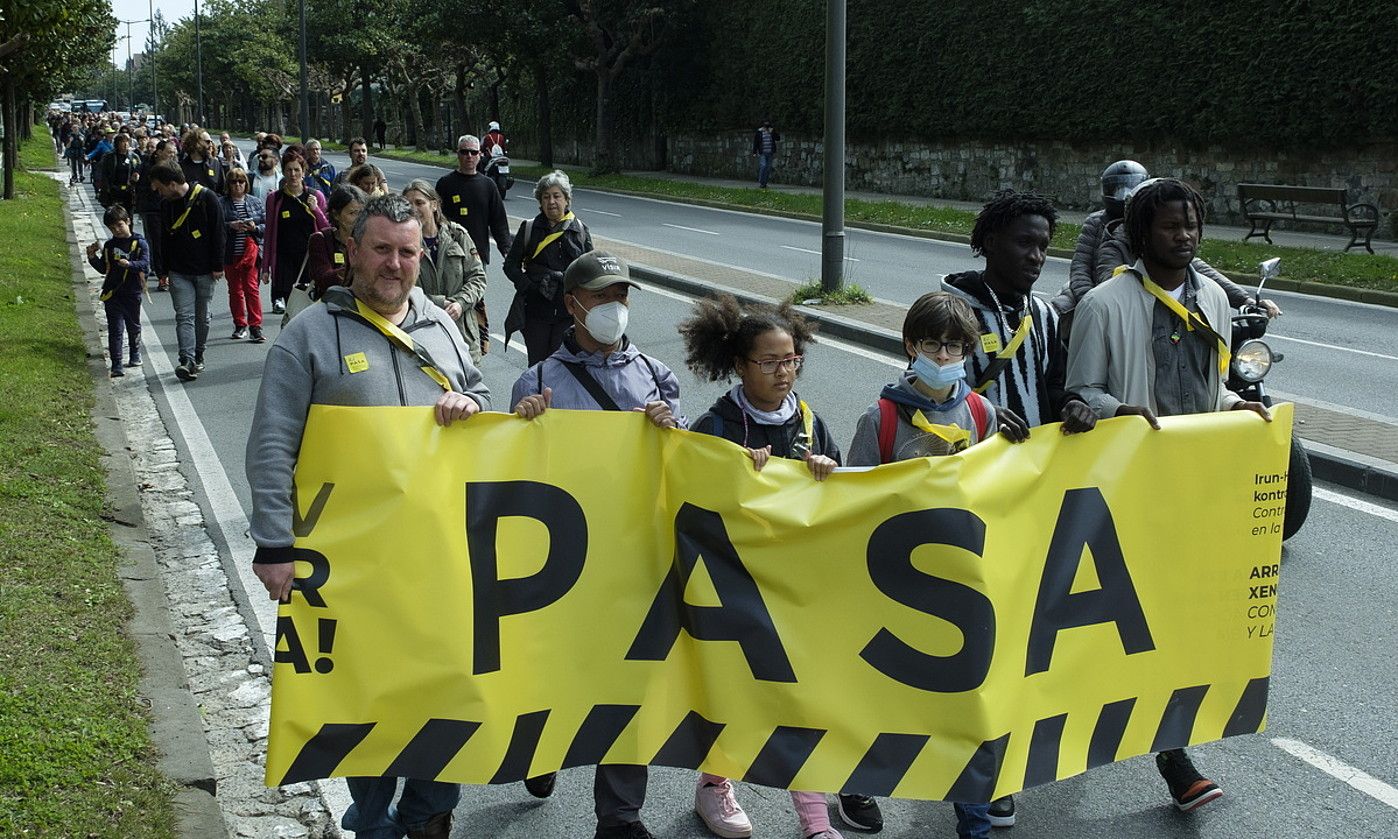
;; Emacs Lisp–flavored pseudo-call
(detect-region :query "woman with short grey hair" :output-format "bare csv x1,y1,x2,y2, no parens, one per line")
402,178,488,362
503,169,593,363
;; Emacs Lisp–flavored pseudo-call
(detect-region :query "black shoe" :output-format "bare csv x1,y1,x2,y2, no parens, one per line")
988,794,1015,827
231,326,248,340
271,299,285,314
524,772,556,798
174,358,196,381
405,810,451,839
110,367,124,378
249,326,265,343
838,794,883,832
192,355,205,373
1156,749,1222,812
595,822,655,839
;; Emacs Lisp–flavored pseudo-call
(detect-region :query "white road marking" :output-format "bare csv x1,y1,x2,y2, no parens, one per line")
780,244,861,262
581,208,622,217
662,222,720,236
632,280,906,370
1272,738,1398,810
488,332,530,356
1269,334,1398,362
1313,486,1398,524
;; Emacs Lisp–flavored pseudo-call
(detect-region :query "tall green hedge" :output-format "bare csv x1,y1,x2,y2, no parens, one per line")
510,0,1396,152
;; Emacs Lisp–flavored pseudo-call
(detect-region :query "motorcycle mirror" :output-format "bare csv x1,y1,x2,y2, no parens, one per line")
1257,257,1281,296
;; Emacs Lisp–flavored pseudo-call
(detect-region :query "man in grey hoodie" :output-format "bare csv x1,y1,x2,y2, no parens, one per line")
510,251,682,839
245,193,489,839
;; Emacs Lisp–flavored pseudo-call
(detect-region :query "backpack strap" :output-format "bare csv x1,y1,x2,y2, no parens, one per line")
967,392,989,441
877,398,898,464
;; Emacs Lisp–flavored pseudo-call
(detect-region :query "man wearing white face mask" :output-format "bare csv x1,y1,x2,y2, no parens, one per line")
508,250,683,839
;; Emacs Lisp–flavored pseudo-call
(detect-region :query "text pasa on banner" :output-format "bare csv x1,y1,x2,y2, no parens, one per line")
266,403,1292,801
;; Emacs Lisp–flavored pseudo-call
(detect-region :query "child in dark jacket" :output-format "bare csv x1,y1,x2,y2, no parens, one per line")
86,206,149,377
679,294,853,839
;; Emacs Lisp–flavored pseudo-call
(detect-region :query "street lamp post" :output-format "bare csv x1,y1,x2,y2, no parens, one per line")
119,19,151,112
195,0,205,125
149,0,160,121
821,0,847,294
298,0,310,139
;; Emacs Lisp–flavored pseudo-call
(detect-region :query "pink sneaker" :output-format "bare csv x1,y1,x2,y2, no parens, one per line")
695,779,753,838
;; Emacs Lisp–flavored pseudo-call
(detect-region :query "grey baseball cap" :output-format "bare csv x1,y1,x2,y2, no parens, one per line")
563,251,638,293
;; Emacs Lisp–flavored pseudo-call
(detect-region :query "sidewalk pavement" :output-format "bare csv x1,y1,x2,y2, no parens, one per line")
585,229,1398,505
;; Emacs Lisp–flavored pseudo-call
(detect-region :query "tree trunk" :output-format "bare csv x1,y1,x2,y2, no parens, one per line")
360,64,374,143
340,71,355,144
593,70,615,174
534,64,553,168
2,73,16,200
405,80,425,151
453,64,468,141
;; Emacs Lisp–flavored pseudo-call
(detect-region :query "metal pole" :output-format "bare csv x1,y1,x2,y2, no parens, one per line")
298,0,310,139
125,25,134,110
149,0,160,121
195,0,205,126
820,0,847,294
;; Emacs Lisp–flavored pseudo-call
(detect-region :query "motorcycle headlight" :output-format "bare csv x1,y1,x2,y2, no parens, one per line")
1232,339,1273,383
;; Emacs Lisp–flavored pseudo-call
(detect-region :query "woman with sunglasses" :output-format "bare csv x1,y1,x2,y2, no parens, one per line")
221,168,268,341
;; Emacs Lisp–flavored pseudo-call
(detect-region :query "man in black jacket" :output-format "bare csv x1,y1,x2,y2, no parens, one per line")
150,163,225,381
434,134,512,266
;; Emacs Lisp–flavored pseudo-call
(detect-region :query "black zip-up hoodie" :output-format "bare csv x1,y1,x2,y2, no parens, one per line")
159,183,226,276
691,391,841,463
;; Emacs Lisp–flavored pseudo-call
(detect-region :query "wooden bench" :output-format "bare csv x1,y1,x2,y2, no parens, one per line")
1237,183,1380,254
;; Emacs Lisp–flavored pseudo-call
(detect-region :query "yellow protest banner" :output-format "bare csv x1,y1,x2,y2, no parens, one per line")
265,403,1292,802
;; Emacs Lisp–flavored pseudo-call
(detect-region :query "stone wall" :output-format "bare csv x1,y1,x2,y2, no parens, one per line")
667,133,1398,230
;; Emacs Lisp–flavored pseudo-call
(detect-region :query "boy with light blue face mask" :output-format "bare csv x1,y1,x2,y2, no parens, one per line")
848,291,1001,467
845,290,999,839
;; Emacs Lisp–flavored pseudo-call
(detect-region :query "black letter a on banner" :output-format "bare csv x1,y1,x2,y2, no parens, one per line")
626,503,795,682
1025,488,1155,676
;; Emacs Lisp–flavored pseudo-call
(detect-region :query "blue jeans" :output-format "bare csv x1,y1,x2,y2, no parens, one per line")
166,271,214,361
757,152,774,186
955,801,992,839
341,777,461,839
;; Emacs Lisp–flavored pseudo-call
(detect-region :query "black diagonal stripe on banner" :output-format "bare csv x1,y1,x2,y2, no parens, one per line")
489,710,551,784
1222,677,1270,737
1087,698,1136,770
945,733,1010,802
1023,713,1068,788
1150,685,1210,753
651,710,725,769
742,726,827,789
384,719,481,780
841,733,930,797
562,705,642,769
279,722,376,784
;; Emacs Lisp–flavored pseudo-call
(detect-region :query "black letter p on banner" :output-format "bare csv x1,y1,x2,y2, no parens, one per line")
466,481,587,674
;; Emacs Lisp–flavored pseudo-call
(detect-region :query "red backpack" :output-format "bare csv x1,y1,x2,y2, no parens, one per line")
877,393,990,464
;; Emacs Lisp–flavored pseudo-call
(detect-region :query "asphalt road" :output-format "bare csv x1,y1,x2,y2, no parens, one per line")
81,161,1398,837
309,146,1398,422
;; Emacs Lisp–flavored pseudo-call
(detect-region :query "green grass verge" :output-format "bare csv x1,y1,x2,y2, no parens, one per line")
790,280,874,305
372,152,1398,293
0,133,178,837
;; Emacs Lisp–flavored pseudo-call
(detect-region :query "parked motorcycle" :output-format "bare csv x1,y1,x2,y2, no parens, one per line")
1227,257,1312,540
483,142,514,199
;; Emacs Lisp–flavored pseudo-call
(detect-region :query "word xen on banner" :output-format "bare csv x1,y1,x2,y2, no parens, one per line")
266,403,1292,802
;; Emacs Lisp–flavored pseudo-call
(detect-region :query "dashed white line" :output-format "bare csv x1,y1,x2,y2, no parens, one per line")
1313,486,1398,524
581,208,622,217
780,244,861,262
1269,334,1398,362
1272,738,1398,810
663,222,720,236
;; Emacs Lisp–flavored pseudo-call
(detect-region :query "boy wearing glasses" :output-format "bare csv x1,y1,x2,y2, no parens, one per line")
848,291,1000,466
434,134,513,268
